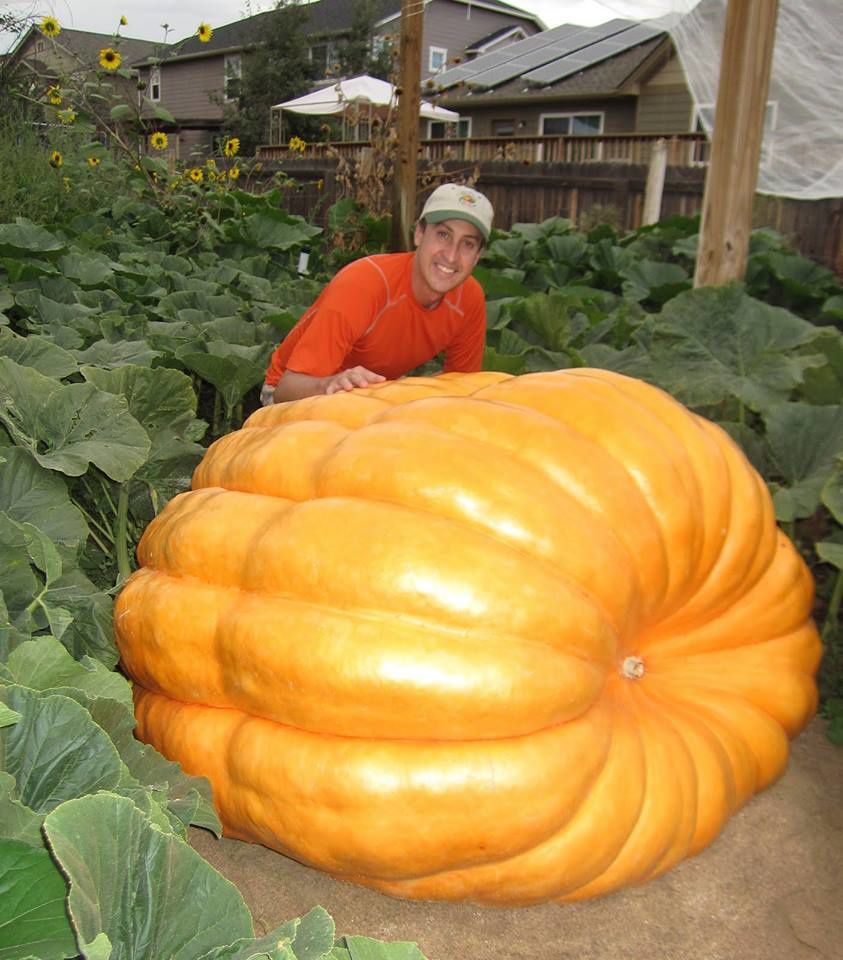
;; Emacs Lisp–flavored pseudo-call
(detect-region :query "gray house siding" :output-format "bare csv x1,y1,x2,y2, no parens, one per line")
140,56,229,121
462,98,637,138
635,55,694,133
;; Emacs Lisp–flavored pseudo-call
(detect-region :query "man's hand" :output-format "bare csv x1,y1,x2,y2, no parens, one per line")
324,366,386,395
272,367,386,403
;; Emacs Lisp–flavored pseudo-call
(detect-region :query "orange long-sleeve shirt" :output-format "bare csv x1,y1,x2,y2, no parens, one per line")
264,252,486,387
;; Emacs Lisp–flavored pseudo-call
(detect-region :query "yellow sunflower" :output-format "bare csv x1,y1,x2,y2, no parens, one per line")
150,131,169,151
228,166,240,180
99,48,122,71
87,157,101,167
288,135,307,153
57,108,76,125
223,136,240,157
197,23,213,43
47,86,62,105
39,16,61,38
49,150,63,168
189,168,204,183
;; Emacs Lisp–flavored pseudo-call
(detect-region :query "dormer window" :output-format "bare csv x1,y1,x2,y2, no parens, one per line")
429,46,447,73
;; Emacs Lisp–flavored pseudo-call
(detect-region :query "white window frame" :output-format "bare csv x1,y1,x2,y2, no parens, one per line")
691,101,778,166
427,117,471,139
224,54,242,102
539,112,605,137
429,46,448,73
149,65,161,102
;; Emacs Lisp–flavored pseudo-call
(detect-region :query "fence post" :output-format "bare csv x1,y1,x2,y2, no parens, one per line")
642,138,667,225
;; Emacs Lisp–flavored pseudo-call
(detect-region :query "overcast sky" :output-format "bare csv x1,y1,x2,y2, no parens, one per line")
2,1,691,51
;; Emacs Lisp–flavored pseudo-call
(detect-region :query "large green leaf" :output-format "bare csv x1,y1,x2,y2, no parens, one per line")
0,771,43,846
765,402,843,520
3,638,130,709
44,793,255,960
621,260,690,305
800,328,843,405
0,448,88,557
0,359,150,480
181,351,265,413
212,907,336,960
58,252,117,287
241,212,321,251
0,329,78,379
648,285,825,411
0,838,77,960
0,220,65,256
332,938,428,960
0,687,123,813
73,339,162,369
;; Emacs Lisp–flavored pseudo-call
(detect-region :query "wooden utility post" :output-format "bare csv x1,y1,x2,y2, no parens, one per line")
390,0,423,251
694,0,779,286
642,138,667,225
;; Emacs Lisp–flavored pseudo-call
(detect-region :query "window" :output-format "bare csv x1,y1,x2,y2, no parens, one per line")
429,46,448,73
429,118,471,139
309,43,339,74
491,118,516,136
149,65,161,102
691,101,777,165
540,113,603,136
224,55,241,102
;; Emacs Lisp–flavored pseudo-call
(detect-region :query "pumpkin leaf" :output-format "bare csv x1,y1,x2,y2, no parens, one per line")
0,687,124,813
620,259,691,305
43,793,255,960
0,328,79,379
0,358,150,481
647,285,826,411
0,838,77,960
763,402,843,520
180,351,265,413
800,328,843,406
0,771,44,846
821,468,843,524
211,907,336,960
0,220,65,255
0,448,88,558
816,540,843,569
336,937,428,960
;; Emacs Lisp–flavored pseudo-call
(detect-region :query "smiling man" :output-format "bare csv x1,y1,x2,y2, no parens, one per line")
262,183,494,404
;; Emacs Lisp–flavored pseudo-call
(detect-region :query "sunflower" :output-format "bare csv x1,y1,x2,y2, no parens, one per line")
99,48,122,71
288,136,307,153
228,167,240,180
47,85,62,105
223,136,240,157
49,150,63,168
39,16,60,37
57,108,76,125
87,156,101,167
197,23,213,43
188,167,204,183
150,131,169,151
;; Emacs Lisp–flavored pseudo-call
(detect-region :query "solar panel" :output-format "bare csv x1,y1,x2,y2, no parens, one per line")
464,20,641,90
523,24,663,86
432,19,633,92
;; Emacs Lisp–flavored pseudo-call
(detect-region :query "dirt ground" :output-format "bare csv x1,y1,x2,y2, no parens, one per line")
190,718,843,960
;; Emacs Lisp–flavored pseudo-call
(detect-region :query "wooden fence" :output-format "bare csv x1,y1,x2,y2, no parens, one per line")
260,157,842,276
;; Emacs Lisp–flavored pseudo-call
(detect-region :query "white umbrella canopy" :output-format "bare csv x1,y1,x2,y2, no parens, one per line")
272,74,459,122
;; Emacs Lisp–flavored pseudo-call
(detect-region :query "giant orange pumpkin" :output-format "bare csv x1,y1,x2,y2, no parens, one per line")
115,368,821,905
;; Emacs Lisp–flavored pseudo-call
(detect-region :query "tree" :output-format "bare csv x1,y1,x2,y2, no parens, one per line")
335,0,396,80
230,1,320,154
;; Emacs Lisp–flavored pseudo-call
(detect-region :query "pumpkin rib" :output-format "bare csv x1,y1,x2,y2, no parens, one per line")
117,569,608,740
134,687,616,880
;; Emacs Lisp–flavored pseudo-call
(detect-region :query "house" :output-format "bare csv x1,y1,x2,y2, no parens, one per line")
428,18,694,145
5,24,160,110
131,0,544,158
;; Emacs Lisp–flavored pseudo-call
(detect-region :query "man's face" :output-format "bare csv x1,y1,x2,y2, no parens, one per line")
412,218,483,307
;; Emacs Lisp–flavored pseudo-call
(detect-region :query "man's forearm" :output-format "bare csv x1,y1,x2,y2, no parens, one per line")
272,366,387,403
272,370,331,403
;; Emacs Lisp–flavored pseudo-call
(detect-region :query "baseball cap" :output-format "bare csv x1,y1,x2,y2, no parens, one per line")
419,183,494,242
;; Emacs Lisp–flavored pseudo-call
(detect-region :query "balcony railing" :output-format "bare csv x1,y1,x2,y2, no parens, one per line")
256,132,711,168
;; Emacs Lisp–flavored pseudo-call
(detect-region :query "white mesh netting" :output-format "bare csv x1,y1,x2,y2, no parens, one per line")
583,0,843,200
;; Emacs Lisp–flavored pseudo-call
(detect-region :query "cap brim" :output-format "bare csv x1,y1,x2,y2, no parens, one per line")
423,209,489,241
